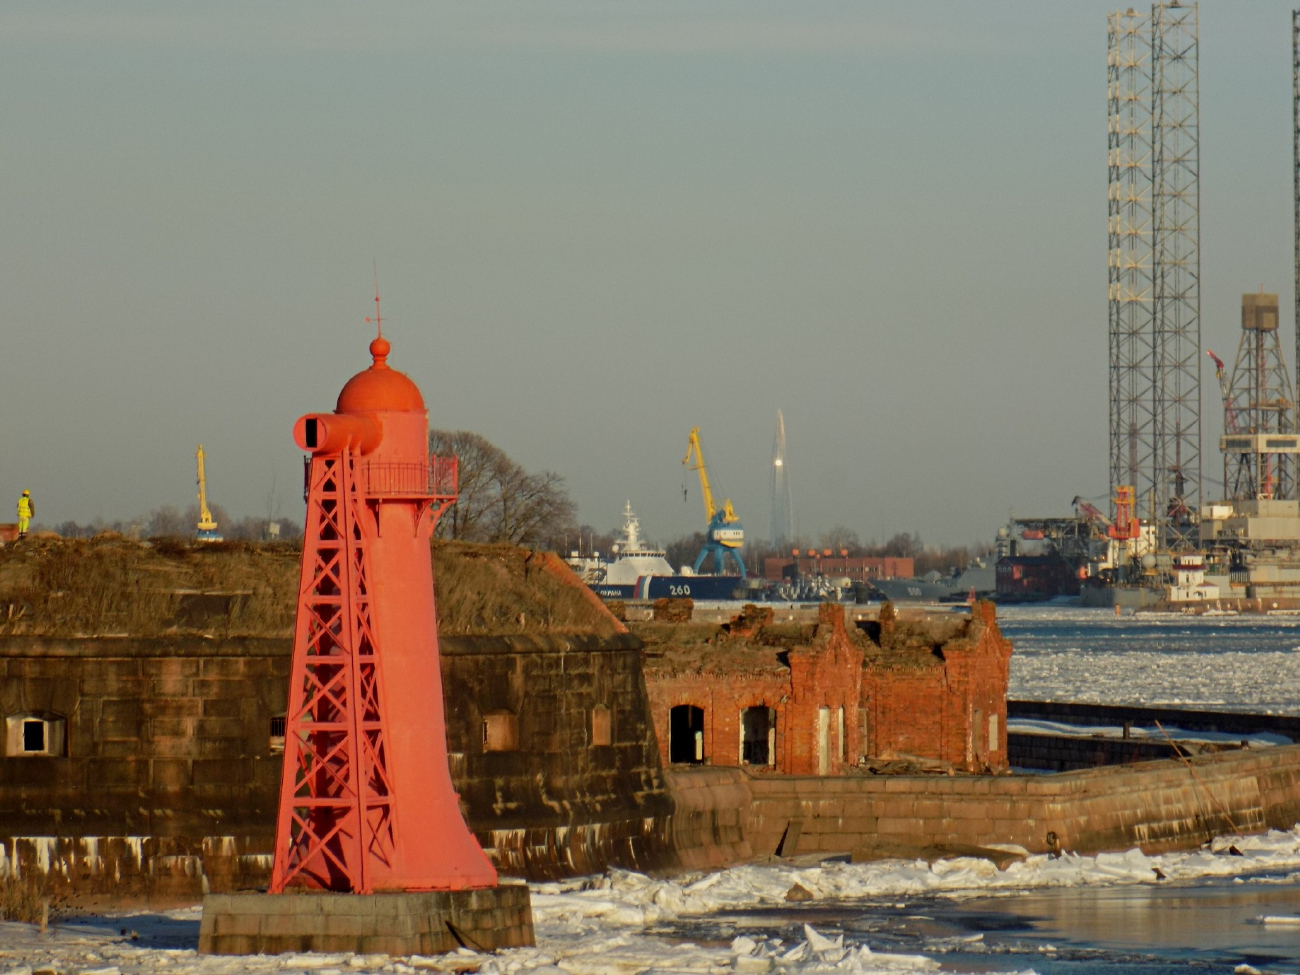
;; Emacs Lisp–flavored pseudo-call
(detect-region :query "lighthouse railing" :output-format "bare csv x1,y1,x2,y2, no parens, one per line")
361,456,459,501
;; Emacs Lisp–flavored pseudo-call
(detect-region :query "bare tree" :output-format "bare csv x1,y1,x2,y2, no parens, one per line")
664,532,707,573
817,526,861,554
493,465,575,546
865,532,922,559
147,505,190,538
428,429,576,547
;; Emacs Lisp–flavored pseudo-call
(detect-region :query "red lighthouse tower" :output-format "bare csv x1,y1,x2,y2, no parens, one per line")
269,329,498,893
200,314,533,956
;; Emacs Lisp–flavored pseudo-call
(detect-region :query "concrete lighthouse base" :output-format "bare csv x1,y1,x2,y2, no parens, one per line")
198,883,534,956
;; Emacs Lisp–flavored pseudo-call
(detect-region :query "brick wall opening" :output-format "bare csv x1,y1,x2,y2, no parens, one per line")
483,710,520,752
590,705,612,746
837,706,845,762
741,707,775,766
669,705,705,764
817,706,831,774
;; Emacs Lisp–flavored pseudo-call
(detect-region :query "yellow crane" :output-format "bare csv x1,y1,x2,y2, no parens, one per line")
195,445,222,542
682,426,745,576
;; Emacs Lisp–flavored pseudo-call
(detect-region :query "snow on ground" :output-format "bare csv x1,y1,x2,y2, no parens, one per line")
5,828,1300,975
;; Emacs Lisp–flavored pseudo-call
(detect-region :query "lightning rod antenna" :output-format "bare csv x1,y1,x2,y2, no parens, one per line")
366,260,384,338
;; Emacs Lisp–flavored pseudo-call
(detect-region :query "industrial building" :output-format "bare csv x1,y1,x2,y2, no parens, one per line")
762,554,914,585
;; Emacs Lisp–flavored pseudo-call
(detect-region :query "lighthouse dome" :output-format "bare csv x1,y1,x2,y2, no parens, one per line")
336,336,426,413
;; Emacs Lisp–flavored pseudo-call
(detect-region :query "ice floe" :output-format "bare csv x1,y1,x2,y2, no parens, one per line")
526,826,1300,931
4,828,1300,973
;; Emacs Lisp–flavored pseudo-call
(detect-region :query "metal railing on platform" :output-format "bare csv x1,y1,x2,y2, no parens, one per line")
361,456,459,501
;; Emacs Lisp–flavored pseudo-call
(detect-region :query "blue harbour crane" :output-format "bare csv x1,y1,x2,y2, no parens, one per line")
682,426,746,577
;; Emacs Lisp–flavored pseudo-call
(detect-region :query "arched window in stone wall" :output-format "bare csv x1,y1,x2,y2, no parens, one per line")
740,706,775,766
669,705,704,764
482,710,519,752
5,711,67,757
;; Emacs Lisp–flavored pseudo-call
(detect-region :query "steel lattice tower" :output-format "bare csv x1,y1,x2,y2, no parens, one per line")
1293,10,1300,390
1222,294,1296,502
769,410,793,550
1108,9,1157,523
1151,1,1201,550
1107,3,1201,551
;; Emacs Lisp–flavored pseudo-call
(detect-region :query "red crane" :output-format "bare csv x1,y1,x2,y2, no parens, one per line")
1207,349,1238,434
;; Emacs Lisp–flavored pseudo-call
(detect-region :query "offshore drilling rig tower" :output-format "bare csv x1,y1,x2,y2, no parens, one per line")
1107,2,1201,552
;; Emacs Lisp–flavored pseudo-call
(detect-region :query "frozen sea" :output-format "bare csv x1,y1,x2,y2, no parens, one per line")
11,835,1300,974
1002,604,1300,712
6,607,1300,974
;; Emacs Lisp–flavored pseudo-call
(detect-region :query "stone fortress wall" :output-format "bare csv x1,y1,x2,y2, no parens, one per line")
5,536,1300,906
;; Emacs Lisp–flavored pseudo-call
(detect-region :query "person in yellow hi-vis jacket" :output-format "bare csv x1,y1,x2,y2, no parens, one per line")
16,490,33,539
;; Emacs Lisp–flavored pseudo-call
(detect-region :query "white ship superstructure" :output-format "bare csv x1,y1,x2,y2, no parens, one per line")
602,503,676,584
565,503,676,588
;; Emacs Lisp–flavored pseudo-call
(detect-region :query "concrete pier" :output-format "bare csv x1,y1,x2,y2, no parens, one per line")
198,884,534,956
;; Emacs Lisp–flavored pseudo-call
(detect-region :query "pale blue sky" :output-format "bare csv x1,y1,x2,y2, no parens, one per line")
1,2,1295,545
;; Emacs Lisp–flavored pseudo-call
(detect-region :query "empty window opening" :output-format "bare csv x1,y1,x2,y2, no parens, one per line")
269,714,287,754
741,707,775,766
988,713,999,754
6,712,66,757
22,720,44,753
837,706,845,761
669,705,705,764
591,705,612,747
973,708,985,762
483,710,519,752
305,418,319,449
817,706,831,775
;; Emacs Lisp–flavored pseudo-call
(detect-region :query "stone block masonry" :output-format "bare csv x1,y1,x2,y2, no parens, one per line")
198,883,534,955
676,743,1300,859
0,631,680,903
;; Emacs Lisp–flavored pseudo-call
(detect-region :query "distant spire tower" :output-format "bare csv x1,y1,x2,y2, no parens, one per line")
769,410,794,550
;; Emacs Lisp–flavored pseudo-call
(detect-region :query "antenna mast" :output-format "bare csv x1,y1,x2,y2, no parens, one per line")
365,261,384,338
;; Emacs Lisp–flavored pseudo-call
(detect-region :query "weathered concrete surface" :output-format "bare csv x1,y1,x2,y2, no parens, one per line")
198,884,534,955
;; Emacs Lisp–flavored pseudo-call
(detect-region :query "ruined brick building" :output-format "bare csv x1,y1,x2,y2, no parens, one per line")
640,601,1012,775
